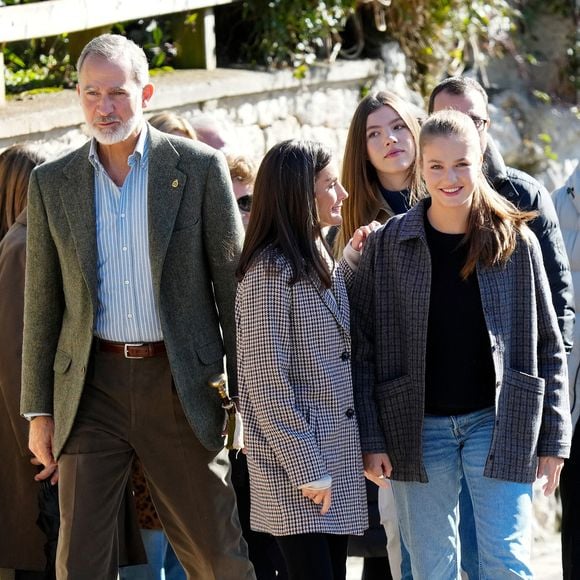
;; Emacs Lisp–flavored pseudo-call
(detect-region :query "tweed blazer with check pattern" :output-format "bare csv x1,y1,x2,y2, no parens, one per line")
236,247,368,536
351,199,572,483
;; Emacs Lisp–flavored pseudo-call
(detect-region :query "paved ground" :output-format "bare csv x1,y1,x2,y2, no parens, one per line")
346,533,563,579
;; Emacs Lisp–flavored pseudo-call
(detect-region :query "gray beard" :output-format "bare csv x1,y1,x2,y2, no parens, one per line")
87,113,143,145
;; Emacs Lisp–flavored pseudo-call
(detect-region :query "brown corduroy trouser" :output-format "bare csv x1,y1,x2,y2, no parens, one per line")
56,348,254,580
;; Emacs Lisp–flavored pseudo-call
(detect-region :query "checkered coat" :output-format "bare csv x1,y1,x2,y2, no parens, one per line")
236,247,368,536
352,199,572,483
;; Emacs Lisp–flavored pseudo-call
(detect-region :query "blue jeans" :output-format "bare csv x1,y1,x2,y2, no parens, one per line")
391,407,533,580
119,529,186,580
459,478,479,579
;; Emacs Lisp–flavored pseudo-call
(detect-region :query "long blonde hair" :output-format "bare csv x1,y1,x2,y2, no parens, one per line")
420,110,536,279
336,90,422,255
148,111,197,140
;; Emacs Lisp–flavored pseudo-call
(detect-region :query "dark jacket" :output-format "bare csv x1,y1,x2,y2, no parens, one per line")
352,199,572,483
484,138,574,352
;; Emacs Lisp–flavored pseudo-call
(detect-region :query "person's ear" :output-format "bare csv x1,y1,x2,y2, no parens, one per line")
142,83,155,108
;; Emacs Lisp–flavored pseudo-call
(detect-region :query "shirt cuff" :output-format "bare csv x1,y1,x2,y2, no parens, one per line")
23,413,52,421
298,475,332,490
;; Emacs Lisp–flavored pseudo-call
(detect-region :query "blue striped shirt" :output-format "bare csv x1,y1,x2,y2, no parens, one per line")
90,126,164,342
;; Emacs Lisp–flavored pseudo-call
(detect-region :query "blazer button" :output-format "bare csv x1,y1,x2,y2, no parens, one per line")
345,408,355,418
340,351,350,361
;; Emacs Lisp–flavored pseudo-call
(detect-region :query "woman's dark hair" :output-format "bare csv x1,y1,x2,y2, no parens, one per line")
236,139,334,288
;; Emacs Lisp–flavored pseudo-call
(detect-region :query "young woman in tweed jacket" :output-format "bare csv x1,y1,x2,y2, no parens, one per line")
351,110,572,579
236,140,376,580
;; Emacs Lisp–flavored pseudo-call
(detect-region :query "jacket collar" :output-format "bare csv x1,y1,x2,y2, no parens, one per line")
483,135,508,186
563,165,580,213
399,198,429,242
15,208,27,227
61,141,98,306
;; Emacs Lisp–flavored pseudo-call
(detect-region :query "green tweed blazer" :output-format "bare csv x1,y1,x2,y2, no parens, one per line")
21,125,244,457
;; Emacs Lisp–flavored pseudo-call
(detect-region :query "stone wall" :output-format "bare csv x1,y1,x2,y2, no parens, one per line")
0,56,409,165
0,41,577,189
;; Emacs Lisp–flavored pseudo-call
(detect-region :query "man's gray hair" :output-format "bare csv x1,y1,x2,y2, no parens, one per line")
76,34,150,86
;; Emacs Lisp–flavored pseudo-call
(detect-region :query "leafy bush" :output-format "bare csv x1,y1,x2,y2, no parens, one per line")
362,0,519,95
237,0,356,75
3,35,76,95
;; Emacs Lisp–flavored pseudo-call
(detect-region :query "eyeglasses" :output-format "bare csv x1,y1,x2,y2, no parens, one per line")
469,116,489,132
237,195,252,213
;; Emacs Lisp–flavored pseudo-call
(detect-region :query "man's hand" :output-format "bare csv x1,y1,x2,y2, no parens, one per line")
363,452,392,488
29,416,58,484
301,486,332,515
537,456,564,496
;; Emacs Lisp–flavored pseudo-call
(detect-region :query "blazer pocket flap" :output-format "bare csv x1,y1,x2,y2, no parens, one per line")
504,367,545,394
375,374,412,397
53,350,72,374
196,340,225,365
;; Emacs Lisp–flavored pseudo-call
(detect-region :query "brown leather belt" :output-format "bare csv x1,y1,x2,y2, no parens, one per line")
95,338,166,359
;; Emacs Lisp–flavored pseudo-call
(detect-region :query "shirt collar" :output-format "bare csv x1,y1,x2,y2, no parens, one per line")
88,123,149,172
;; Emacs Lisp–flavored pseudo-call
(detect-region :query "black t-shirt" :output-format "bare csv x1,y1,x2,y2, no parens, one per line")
424,215,496,415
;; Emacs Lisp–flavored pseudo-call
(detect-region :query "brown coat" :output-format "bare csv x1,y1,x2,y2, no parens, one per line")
0,211,146,570
0,210,47,570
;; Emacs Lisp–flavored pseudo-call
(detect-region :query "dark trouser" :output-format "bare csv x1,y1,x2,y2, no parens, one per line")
56,348,254,580
275,534,348,580
561,423,580,580
230,452,288,580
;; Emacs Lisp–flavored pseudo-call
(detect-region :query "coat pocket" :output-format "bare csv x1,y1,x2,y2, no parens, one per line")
495,367,545,470
196,340,225,365
53,349,72,374
375,375,421,468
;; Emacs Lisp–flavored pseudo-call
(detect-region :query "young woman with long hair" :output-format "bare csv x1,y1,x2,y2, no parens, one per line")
236,139,375,580
335,90,422,256
351,110,572,579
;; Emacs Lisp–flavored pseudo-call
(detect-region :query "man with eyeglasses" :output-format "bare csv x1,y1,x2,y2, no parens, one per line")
428,75,574,579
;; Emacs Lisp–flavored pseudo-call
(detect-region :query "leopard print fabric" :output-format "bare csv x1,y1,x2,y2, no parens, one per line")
131,457,163,530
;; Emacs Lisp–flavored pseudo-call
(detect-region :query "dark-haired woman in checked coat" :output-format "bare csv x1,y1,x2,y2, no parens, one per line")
236,139,377,580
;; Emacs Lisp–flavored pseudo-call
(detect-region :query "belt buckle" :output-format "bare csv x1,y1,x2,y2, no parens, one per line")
124,342,144,359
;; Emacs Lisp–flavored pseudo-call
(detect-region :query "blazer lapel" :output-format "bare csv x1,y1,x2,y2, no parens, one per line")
311,273,349,332
61,145,99,308
147,128,186,296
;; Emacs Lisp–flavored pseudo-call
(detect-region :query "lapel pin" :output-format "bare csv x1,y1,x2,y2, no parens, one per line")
171,179,179,188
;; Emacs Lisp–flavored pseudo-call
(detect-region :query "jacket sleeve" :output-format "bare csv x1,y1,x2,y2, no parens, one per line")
21,170,65,416
527,183,575,353
350,232,387,453
237,258,329,487
202,151,245,397
530,235,573,457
